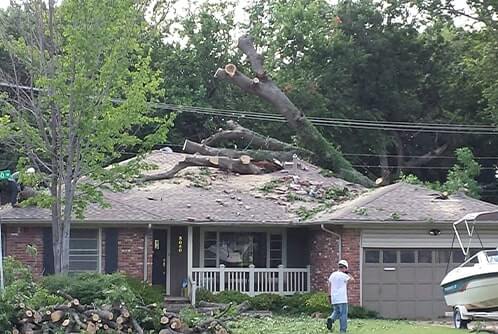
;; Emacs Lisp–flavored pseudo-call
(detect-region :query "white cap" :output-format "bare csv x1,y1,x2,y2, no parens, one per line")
338,259,349,269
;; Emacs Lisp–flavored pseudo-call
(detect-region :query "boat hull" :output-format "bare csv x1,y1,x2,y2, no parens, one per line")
443,274,498,310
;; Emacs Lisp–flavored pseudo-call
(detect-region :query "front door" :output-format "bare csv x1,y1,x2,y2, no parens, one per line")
152,230,168,288
170,226,188,296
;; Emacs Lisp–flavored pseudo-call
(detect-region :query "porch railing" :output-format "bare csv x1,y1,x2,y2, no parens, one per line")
190,265,311,297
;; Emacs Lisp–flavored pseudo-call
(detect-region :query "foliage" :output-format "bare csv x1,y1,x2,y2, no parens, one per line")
125,277,165,306
197,290,377,318
179,308,204,328
0,258,62,331
41,273,138,305
295,205,327,220
400,147,481,198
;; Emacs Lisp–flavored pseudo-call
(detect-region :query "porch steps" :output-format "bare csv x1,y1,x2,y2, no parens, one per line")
164,296,191,313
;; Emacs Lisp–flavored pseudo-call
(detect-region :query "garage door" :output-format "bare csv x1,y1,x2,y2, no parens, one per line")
362,248,470,319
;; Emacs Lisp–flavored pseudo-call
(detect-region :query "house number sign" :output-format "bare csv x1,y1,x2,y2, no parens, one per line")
178,235,183,253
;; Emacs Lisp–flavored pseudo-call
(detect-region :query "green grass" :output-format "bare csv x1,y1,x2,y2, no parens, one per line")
228,316,465,334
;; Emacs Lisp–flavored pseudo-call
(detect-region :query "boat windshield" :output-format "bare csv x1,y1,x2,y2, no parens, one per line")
486,250,498,263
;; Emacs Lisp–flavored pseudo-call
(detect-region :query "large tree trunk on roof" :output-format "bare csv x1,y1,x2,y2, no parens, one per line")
183,139,299,162
142,155,270,182
204,120,303,152
214,35,373,187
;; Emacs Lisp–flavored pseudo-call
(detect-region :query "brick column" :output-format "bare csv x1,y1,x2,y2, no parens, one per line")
5,225,44,277
342,229,361,305
309,227,361,305
117,228,147,280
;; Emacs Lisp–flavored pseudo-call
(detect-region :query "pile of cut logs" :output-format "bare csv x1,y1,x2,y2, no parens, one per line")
11,292,231,334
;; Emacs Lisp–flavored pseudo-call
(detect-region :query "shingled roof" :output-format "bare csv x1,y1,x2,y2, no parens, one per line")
2,151,496,225
312,182,498,223
0,150,365,224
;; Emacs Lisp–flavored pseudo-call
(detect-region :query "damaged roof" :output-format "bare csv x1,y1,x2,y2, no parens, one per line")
0,150,365,224
311,182,498,223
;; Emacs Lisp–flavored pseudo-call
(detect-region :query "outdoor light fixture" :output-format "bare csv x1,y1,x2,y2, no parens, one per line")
429,229,441,236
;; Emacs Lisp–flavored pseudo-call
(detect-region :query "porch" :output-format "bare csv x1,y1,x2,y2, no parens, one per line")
153,225,312,304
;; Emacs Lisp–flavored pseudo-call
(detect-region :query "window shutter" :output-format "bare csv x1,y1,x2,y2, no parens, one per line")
43,227,55,275
104,228,118,273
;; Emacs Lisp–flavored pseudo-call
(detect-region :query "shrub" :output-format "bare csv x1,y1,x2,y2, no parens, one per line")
304,292,329,314
250,293,283,311
195,288,216,303
125,277,164,305
214,290,250,304
348,305,378,319
41,273,137,305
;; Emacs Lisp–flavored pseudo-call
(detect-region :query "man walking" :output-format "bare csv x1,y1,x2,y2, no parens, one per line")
327,259,354,332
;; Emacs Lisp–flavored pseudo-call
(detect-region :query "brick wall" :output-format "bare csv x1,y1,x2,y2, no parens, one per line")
117,228,152,282
309,227,361,305
4,225,45,277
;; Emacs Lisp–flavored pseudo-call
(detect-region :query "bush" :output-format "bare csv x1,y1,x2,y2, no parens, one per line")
213,290,250,304
250,293,283,311
125,277,165,305
41,273,137,305
349,305,378,319
304,292,329,314
196,288,216,303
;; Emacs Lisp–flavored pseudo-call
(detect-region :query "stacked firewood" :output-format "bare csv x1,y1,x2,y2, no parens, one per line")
10,292,231,334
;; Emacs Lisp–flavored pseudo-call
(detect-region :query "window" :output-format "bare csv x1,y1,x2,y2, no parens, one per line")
418,250,432,263
452,250,465,264
269,234,283,268
365,250,380,263
382,250,397,263
400,250,415,263
69,229,100,273
203,232,217,267
202,231,282,268
436,249,451,263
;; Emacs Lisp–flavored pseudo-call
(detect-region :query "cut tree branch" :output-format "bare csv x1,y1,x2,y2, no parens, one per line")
215,35,373,187
403,144,449,168
142,155,267,182
183,139,297,162
203,120,310,155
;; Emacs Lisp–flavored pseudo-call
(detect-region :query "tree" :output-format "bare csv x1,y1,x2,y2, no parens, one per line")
0,0,173,273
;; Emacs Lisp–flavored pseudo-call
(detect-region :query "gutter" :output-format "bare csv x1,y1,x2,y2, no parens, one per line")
321,224,342,260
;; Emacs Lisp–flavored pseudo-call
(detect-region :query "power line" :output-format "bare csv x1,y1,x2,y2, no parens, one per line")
343,153,498,160
352,164,497,170
2,82,498,135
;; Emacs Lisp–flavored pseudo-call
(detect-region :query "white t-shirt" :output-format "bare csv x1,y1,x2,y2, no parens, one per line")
328,271,351,304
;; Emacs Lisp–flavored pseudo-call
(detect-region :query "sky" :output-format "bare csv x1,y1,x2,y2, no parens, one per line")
0,0,477,27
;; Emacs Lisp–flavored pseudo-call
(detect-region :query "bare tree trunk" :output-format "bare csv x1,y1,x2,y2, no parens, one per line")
214,36,373,187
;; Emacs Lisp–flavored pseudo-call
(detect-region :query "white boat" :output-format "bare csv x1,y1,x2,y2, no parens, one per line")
441,249,498,311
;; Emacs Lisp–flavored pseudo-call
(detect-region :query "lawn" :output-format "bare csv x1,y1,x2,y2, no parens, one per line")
228,316,465,334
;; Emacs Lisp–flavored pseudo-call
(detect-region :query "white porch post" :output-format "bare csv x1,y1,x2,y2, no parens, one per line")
219,264,225,292
249,264,255,297
278,265,284,295
187,226,193,281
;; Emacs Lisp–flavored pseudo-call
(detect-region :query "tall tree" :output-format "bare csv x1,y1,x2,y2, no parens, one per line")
0,0,173,273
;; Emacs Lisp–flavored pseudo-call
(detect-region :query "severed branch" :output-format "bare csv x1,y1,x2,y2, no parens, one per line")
184,139,298,162
214,35,373,187
203,120,311,156
142,155,268,182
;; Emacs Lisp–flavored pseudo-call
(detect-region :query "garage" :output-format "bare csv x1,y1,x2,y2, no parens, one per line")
362,248,464,319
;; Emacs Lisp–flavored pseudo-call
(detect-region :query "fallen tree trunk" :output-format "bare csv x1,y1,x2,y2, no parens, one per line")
142,155,271,182
214,35,373,187
183,139,298,162
204,120,303,153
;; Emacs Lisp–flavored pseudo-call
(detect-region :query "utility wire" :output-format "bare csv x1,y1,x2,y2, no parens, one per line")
2,82,498,135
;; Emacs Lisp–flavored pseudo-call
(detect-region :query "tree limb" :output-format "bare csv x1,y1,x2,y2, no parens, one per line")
214,35,373,187
183,139,298,162
142,155,267,182
403,144,448,168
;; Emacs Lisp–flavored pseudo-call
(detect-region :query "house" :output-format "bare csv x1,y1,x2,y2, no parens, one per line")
1,150,497,319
